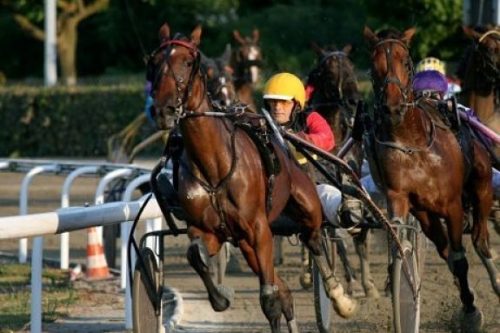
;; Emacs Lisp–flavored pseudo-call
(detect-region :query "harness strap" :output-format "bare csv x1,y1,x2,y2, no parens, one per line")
178,123,239,241
373,111,436,154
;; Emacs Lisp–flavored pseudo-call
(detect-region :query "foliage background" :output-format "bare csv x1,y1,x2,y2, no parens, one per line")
0,0,467,79
0,0,475,157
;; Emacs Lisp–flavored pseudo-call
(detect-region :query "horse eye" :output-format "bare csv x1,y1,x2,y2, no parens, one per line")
185,61,193,67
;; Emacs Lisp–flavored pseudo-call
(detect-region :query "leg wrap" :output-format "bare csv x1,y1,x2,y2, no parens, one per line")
187,238,210,272
313,254,335,283
447,248,466,273
448,251,476,312
260,284,281,322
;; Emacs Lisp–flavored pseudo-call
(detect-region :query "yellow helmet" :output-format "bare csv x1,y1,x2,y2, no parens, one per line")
416,57,446,75
263,72,306,108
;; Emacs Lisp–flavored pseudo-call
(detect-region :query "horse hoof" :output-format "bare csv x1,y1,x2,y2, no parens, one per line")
460,308,483,333
299,272,312,290
326,279,358,319
364,282,380,299
209,285,234,312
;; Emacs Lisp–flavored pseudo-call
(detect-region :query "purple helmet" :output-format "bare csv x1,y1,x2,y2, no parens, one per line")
412,70,448,94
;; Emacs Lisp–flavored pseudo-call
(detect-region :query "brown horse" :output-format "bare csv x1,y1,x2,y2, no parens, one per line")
363,26,499,331
459,25,500,159
305,42,379,298
231,29,262,109
148,22,356,332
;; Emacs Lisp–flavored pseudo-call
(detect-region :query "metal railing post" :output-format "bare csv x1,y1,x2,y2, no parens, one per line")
60,166,100,269
122,175,152,330
94,168,134,241
22,164,59,333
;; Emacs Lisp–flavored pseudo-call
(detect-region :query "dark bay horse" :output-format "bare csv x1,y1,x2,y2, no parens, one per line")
148,22,356,332
364,26,499,331
305,43,379,298
200,44,237,107
231,29,262,110
459,25,500,159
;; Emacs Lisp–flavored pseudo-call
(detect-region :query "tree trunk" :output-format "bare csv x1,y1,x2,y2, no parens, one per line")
57,18,78,86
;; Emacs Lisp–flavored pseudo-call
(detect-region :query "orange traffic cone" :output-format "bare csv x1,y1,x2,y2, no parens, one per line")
86,227,111,280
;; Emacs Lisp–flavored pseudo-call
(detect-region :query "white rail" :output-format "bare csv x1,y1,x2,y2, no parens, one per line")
0,198,163,240
0,159,162,333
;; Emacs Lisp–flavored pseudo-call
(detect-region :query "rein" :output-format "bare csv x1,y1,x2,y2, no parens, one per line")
473,30,500,86
373,111,436,154
369,37,441,154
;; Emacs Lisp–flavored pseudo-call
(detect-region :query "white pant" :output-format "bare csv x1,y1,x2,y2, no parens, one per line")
316,184,342,225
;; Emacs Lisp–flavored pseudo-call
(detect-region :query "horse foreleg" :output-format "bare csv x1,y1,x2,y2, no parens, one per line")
186,230,233,312
239,228,289,333
353,229,379,298
275,274,299,333
446,203,484,331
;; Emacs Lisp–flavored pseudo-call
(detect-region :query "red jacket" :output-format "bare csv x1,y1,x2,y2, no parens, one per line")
298,111,335,151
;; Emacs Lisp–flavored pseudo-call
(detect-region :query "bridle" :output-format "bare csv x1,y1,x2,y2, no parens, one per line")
317,51,357,101
149,38,207,120
474,29,500,86
234,42,262,84
369,37,438,154
370,38,414,121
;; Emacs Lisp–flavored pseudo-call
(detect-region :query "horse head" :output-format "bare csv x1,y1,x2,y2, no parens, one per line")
146,23,206,129
364,26,416,121
201,44,237,107
232,29,262,85
462,25,500,87
309,42,359,106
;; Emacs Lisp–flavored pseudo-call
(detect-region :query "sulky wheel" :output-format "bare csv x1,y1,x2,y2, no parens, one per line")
313,227,336,333
391,240,421,333
133,247,163,333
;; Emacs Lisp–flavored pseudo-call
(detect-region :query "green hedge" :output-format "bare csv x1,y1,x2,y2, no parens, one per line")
0,84,146,157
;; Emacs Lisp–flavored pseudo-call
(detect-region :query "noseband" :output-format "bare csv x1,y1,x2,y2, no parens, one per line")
371,38,414,119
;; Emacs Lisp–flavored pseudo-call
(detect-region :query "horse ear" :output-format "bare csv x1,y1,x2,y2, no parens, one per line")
252,29,260,43
462,25,482,40
233,30,246,45
342,44,352,55
363,26,378,46
402,27,416,45
191,25,202,46
158,22,171,43
310,41,325,57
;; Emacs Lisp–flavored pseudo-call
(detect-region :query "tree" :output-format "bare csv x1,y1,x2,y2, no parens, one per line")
1,0,110,85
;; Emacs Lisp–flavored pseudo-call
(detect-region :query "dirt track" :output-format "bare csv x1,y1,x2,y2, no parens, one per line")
0,168,499,332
